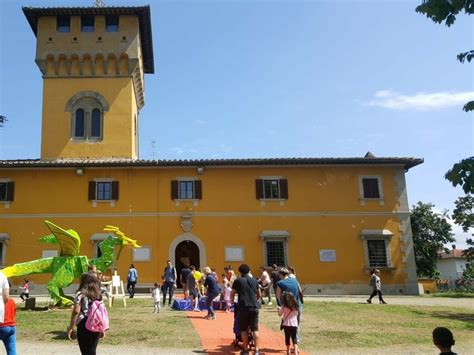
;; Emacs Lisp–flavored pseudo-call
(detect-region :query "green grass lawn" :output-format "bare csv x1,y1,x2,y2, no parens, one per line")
430,291,474,298
16,298,474,352
16,298,201,349
258,301,474,352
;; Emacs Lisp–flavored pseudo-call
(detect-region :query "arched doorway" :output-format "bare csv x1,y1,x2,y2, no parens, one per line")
175,240,200,288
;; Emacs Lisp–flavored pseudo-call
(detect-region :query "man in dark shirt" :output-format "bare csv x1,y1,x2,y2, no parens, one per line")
231,264,261,355
181,265,191,298
270,264,280,306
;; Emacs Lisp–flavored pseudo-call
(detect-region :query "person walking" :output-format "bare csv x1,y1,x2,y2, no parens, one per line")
67,273,104,355
367,269,387,304
180,265,191,299
276,268,303,341
230,264,262,355
19,279,30,302
187,266,199,311
278,291,300,355
162,260,177,306
151,283,161,314
259,267,272,305
0,298,17,355
270,264,280,306
0,272,10,327
127,264,138,298
203,267,220,320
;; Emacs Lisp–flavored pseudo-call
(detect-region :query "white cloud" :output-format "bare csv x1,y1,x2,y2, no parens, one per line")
367,90,474,111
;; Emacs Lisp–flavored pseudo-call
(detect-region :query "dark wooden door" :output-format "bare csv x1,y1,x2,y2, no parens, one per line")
175,240,200,288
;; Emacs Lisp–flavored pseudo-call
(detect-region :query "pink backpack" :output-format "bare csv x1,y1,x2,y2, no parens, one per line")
85,300,110,333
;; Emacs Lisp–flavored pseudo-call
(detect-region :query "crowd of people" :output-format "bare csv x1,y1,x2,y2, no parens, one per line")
141,261,303,355
0,261,460,355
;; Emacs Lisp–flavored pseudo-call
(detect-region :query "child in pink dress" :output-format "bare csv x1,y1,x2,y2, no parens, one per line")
278,291,299,355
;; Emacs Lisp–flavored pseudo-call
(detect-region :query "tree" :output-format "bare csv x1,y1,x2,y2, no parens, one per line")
416,0,473,112
416,3,474,270
411,202,455,278
0,115,6,127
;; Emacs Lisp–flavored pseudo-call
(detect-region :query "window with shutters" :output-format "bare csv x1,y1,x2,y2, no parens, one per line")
88,180,119,202
256,178,288,200
171,180,202,200
358,176,384,205
0,181,14,203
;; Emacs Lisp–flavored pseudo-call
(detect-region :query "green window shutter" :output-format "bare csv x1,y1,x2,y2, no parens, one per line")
195,180,202,200
88,181,96,200
279,179,288,199
171,180,179,200
255,179,264,199
111,181,119,200
6,182,14,202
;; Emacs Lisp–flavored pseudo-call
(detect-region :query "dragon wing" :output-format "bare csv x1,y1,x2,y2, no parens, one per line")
43,220,81,256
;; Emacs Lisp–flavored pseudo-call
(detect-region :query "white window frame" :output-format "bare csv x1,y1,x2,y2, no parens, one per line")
361,229,394,270
0,233,10,267
260,231,289,267
358,175,384,206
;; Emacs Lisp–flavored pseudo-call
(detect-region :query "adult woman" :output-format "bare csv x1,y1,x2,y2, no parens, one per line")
67,273,104,355
127,264,138,298
366,269,387,304
203,266,220,320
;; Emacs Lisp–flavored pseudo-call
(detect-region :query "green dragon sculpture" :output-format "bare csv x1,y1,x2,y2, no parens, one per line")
1,221,140,307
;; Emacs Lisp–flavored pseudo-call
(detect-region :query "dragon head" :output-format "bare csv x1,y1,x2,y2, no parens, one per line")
103,225,141,248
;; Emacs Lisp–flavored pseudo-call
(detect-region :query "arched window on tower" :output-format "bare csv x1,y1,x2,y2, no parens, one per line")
66,91,109,142
74,108,85,139
91,108,102,139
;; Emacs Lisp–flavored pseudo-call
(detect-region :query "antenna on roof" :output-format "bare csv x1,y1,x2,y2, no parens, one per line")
94,0,106,7
151,140,156,160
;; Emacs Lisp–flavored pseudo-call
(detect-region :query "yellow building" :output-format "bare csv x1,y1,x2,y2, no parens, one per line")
0,5,423,295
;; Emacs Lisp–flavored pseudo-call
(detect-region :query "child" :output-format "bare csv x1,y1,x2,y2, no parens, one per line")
278,291,299,355
152,282,161,314
0,298,17,355
19,278,30,302
223,282,232,312
432,327,457,355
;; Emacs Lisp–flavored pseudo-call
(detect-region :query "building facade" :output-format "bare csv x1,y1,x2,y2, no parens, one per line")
0,6,423,295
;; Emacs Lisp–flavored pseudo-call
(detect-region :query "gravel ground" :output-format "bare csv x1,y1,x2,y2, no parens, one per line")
14,295,473,354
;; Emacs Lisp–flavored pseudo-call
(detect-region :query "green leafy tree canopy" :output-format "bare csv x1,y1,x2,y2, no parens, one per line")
411,202,455,278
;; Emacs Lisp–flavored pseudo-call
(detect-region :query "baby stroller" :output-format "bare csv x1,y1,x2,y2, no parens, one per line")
232,304,255,350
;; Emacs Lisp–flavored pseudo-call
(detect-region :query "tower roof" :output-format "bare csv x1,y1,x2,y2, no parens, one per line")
22,5,155,73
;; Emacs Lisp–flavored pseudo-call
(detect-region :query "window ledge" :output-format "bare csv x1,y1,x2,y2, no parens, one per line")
92,200,116,203
173,199,199,202
259,198,287,201
365,266,396,271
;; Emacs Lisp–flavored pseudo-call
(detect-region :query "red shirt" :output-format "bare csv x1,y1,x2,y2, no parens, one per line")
0,299,16,327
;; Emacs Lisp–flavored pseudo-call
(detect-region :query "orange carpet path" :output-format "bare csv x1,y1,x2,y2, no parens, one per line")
186,310,307,354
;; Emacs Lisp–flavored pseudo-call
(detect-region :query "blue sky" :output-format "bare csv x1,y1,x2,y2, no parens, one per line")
0,0,472,246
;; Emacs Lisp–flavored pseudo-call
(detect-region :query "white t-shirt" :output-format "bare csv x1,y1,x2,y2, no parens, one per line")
260,270,271,286
152,287,161,302
0,272,10,323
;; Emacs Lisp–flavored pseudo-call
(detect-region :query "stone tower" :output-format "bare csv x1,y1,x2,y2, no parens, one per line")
23,6,154,159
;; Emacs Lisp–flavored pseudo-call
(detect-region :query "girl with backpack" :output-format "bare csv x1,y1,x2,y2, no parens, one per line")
67,273,107,355
278,291,300,355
